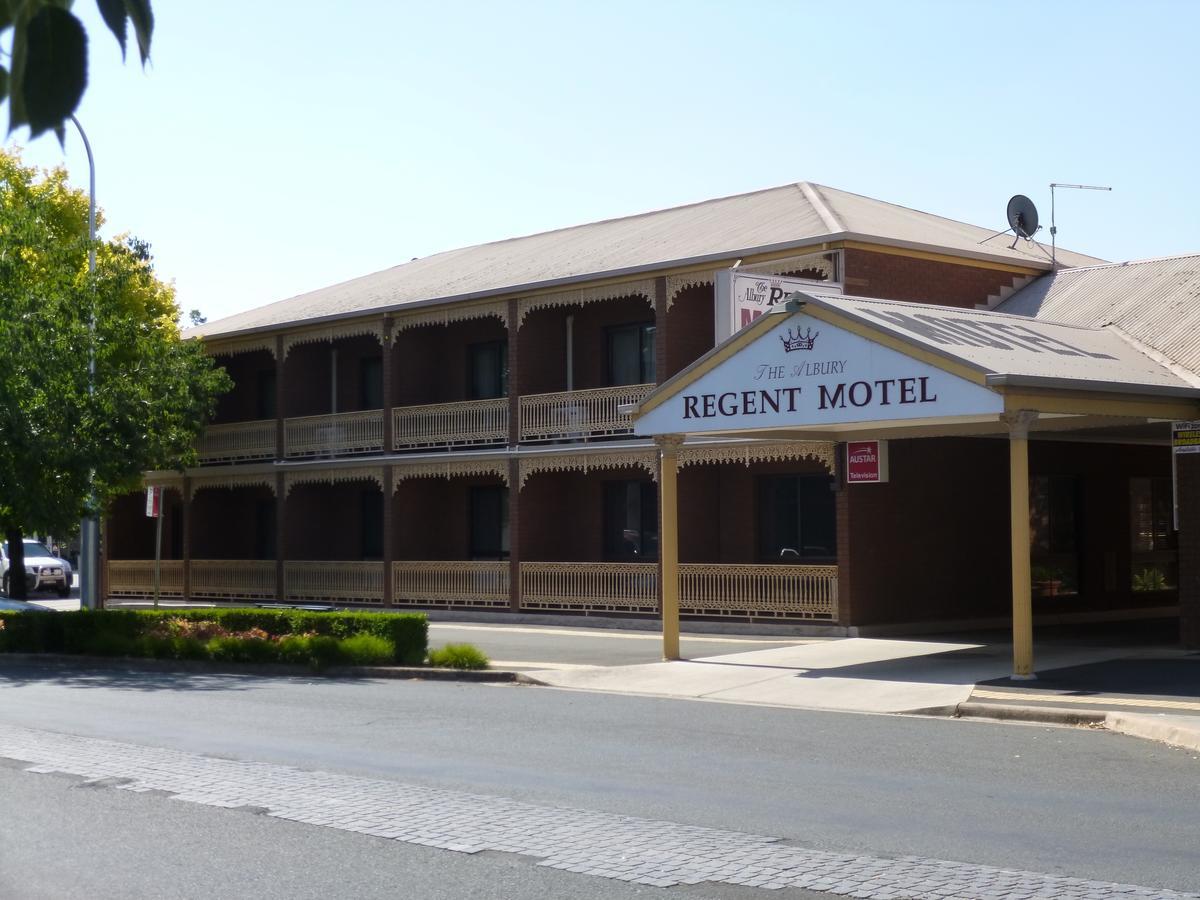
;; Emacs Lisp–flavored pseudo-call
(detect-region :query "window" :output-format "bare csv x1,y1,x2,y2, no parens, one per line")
469,341,508,400
606,323,655,386
1130,477,1176,591
256,370,277,419
254,499,276,560
470,486,509,559
603,481,658,561
361,490,383,560
360,357,383,410
1029,476,1080,597
756,475,836,562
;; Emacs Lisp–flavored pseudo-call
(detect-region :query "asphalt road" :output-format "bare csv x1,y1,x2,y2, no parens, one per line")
0,662,1197,895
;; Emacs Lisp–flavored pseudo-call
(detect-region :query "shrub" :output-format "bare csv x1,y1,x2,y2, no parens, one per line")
0,608,428,666
427,643,489,670
339,633,395,666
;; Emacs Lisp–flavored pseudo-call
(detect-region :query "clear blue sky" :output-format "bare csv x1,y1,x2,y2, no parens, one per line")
10,0,1199,325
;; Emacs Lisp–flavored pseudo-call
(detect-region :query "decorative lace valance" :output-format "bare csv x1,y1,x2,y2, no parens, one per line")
677,441,835,473
516,279,656,329
392,460,509,492
518,450,657,490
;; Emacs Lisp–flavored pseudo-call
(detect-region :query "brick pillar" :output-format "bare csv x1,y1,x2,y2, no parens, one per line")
654,276,667,385
275,334,286,460
508,458,520,612
507,299,520,447
382,317,394,453
181,477,192,602
275,471,286,602
1178,452,1200,648
382,466,394,607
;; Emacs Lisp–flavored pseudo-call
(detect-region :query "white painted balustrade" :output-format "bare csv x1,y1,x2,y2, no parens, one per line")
196,420,277,464
392,399,508,449
284,411,384,458
392,561,510,607
519,384,654,441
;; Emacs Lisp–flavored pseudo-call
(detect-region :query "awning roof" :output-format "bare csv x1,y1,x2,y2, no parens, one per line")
633,293,1200,441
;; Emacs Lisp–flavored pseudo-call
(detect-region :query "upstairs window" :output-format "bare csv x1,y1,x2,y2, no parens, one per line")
256,370,277,420
469,341,508,400
607,323,655,386
360,357,383,410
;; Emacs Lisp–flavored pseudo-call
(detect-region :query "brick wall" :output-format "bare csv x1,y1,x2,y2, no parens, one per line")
392,318,506,406
284,482,379,560
212,350,275,424
842,248,1026,308
190,487,274,559
107,491,184,560
393,476,504,559
665,285,715,380
519,467,652,561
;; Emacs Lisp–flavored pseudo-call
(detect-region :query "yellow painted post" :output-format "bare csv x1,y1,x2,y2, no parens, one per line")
658,437,682,661
1008,411,1037,679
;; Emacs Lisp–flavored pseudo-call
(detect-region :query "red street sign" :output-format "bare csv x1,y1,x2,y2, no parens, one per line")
145,486,162,518
846,440,888,483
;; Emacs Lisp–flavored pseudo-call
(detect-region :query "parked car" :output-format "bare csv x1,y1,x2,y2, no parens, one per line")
0,540,73,598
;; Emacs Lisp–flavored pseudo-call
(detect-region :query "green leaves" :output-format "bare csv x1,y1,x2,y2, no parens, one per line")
1,1,154,139
22,7,88,138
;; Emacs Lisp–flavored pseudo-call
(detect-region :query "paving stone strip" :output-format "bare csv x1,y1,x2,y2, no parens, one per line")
0,724,1194,900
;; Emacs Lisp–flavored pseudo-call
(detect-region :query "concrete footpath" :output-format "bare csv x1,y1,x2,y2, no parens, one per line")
521,633,1200,752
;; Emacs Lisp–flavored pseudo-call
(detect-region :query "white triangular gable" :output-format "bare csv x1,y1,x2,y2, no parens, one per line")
636,311,1004,436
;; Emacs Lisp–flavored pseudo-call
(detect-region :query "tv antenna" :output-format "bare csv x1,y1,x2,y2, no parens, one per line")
1049,183,1111,267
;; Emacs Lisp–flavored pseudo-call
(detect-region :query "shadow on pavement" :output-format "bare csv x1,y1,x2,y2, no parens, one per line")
980,656,1200,699
0,661,342,693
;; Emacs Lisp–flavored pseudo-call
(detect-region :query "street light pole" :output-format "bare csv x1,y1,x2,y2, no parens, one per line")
69,115,99,610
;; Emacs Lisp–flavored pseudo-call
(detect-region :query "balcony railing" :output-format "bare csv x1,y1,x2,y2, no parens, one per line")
392,561,510,607
284,410,384,458
680,564,838,620
106,560,184,598
519,384,654,442
190,560,277,600
196,420,277,464
392,399,508,449
520,562,658,614
282,560,384,604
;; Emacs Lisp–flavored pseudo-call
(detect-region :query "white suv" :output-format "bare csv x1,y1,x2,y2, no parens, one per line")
1,540,73,598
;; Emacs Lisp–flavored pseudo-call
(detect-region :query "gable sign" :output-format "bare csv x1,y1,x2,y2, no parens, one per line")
636,311,1004,436
715,272,839,342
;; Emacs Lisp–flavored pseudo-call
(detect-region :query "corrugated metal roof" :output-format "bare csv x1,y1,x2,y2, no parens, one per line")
193,182,1103,340
809,294,1198,394
997,254,1200,376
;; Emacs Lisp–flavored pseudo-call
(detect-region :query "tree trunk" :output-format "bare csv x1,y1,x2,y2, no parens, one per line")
5,526,26,600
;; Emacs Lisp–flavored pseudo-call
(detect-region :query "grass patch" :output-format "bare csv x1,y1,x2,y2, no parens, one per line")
427,642,489,670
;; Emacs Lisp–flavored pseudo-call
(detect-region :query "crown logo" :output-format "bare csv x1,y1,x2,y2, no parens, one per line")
780,327,819,352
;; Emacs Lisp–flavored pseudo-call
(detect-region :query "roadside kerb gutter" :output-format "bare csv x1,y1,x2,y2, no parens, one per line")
0,653,546,685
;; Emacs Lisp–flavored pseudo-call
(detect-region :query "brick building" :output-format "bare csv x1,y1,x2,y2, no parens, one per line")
102,184,1200,651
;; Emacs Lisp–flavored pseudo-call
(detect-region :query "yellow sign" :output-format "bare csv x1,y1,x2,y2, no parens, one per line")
1173,420,1200,454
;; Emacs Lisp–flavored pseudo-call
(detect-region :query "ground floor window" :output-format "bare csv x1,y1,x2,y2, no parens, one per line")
470,486,509,560
603,480,658,561
1030,476,1081,598
756,474,836,562
361,491,383,560
1129,476,1176,591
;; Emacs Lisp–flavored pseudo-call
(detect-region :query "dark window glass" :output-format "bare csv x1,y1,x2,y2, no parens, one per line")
603,481,658,561
470,486,509,559
360,357,383,410
169,502,183,559
257,370,277,420
1130,477,1177,591
361,490,383,560
606,323,655,386
469,341,508,400
1030,476,1081,597
254,499,276,560
756,475,836,562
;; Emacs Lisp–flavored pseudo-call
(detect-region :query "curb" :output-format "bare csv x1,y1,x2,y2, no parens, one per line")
953,701,1107,726
0,652,544,685
1105,712,1200,753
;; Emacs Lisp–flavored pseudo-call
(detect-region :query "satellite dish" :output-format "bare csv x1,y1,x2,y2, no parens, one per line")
1006,195,1039,239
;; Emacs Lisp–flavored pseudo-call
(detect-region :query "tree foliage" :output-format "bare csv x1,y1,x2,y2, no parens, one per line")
1,0,153,139
0,148,229,594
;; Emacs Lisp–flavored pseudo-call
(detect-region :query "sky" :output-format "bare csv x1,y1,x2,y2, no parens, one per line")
9,0,1200,326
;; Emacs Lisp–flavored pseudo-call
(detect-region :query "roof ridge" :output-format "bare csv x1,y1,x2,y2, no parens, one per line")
1044,251,1200,275
797,182,844,233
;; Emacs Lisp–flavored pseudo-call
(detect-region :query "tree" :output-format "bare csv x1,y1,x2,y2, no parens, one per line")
0,148,229,597
1,0,153,139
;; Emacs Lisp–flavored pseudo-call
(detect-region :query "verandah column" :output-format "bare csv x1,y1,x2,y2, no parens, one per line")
657,435,682,661
382,466,394,607
508,458,520,612
382,317,394,453
275,471,286,602
653,276,667,384
507,299,520,447
181,477,192,602
1006,410,1038,679
274,334,286,460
